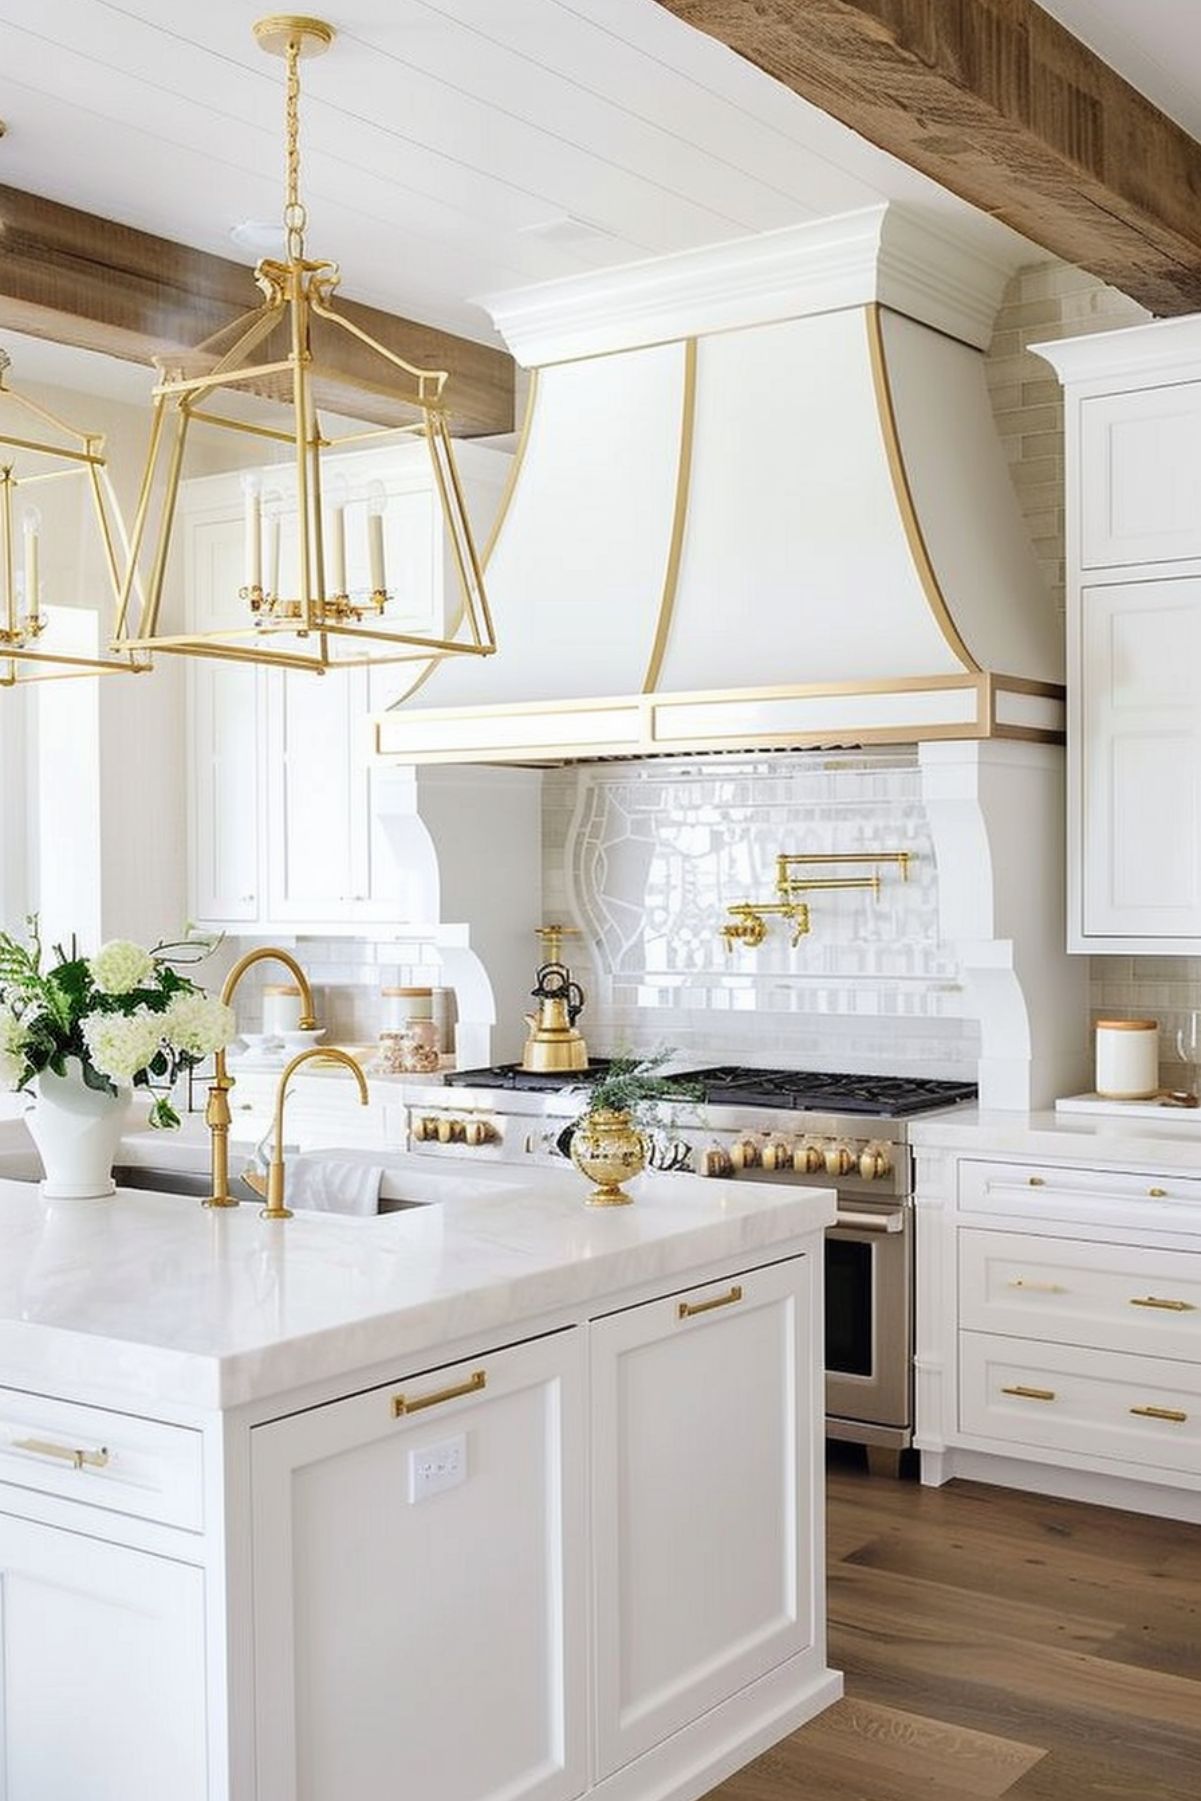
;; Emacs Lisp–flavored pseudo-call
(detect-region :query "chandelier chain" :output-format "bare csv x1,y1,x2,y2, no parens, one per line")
283,35,307,262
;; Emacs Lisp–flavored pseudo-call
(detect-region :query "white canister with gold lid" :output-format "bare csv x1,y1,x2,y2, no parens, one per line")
1094,1019,1159,1100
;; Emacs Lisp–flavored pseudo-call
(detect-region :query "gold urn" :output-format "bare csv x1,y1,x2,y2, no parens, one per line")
570,1108,647,1206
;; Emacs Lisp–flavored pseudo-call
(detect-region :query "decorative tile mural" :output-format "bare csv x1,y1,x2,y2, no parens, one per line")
544,750,980,1076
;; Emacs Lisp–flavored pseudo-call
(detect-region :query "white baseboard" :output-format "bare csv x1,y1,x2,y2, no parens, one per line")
922,1447,1201,1524
594,1651,843,1801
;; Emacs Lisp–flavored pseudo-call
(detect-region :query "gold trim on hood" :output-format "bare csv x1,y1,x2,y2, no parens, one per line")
866,303,981,675
643,337,697,693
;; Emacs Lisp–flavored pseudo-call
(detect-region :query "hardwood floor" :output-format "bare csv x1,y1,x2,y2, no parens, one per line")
707,1452,1201,1800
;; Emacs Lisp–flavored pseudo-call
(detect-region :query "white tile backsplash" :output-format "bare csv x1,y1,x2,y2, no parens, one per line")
544,749,979,1077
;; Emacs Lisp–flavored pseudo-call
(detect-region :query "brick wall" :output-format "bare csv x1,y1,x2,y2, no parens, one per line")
984,262,1147,618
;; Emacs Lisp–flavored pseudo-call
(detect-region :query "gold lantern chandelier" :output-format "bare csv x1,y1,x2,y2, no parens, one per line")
115,13,497,676
1,347,145,688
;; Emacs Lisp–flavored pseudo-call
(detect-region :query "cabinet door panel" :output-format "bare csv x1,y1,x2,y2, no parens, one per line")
252,1332,586,1801
1081,578,1201,938
0,1513,207,1801
1081,383,1201,568
265,666,370,923
590,1258,814,1777
187,516,262,924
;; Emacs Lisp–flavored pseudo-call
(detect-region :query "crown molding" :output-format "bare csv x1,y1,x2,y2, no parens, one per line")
479,204,1016,367
1032,312,1196,389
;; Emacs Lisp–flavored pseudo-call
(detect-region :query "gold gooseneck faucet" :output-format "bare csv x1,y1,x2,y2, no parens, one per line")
204,947,317,1209
257,1048,369,1221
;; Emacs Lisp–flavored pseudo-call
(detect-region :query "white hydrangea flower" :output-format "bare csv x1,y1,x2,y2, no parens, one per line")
88,940,156,997
161,991,235,1059
0,1004,27,1091
81,1007,165,1085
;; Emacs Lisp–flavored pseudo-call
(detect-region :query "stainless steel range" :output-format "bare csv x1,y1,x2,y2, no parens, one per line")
401,1062,976,1473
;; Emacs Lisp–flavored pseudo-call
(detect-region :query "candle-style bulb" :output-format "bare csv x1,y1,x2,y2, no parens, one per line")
366,479,387,598
327,473,349,598
21,505,41,620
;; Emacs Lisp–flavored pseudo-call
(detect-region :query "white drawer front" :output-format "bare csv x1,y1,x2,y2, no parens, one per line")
960,1229,1201,1363
0,1388,204,1531
958,1158,1201,1234
960,1333,1201,1476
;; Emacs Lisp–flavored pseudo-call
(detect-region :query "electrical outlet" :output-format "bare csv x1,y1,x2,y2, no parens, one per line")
408,1433,467,1503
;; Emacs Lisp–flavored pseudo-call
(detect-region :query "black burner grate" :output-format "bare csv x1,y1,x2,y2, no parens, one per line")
444,1061,619,1092
687,1066,978,1116
442,1060,976,1116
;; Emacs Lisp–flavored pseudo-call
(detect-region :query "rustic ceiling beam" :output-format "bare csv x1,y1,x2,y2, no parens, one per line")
654,0,1201,315
0,184,514,435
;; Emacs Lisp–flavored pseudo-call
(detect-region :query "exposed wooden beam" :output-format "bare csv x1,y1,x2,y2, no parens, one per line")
0,184,514,435
653,0,1201,316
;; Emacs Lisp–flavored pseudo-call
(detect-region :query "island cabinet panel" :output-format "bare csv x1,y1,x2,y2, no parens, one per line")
0,1511,207,1801
251,1328,587,1801
590,1256,815,1779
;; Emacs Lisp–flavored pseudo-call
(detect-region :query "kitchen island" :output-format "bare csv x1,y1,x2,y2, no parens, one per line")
0,1163,838,1801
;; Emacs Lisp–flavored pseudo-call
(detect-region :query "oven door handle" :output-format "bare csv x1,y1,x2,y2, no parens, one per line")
833,1208,905,1234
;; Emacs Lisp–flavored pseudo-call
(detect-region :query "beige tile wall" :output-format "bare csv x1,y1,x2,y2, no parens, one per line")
985,264,1200,1088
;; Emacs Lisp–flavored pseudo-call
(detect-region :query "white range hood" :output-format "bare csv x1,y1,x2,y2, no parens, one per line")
376,206,1064,765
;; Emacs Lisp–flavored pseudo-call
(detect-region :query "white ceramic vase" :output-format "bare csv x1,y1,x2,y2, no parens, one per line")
25,1059,128,1200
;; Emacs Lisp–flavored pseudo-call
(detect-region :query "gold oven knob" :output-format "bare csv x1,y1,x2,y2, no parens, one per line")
700,1144,733,1178
729,1136,760,1171
793,1139,825,1175
824,1142,855,1178
760,1136,794,1173
436,1117,465,1144
412,1115,441,1143
463,1119,495,1147
858,1143,892,1181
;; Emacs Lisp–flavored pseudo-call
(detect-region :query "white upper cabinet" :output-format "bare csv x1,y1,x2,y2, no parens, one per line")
1081,382,1201,570
1036,317,1201,950
186,509,263,925
180,441,509,933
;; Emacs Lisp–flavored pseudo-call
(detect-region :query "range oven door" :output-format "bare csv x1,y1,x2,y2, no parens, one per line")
825,1198,913,1447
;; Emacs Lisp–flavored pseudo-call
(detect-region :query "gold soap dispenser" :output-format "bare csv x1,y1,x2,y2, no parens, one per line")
521,925,589,1074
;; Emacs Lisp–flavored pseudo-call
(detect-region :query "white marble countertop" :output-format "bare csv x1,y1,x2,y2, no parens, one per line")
910,1105,1201,1171
0,1161,834,1415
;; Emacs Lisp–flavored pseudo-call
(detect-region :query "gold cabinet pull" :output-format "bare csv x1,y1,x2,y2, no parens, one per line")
1130,1296,1195,1312
1001,1385,1056,1402
12,1437,110,1471
1148,1188,1168,1198
1027,1176,1045,1186
392,1370,485,1418
1009,1279,1066,1294
678,1284,743,1320
1130,1405,1188,1424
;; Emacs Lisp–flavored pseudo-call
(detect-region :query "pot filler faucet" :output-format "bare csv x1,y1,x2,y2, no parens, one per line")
203,946,318,1209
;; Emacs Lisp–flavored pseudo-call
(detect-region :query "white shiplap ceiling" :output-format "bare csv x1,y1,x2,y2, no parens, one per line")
0,0,1037,348
1038,0,1201,143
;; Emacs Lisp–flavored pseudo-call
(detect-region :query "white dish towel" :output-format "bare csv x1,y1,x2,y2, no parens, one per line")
283,1155,384,1216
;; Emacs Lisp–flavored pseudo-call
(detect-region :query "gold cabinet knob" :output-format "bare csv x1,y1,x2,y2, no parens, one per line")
825,1143,854,1178
858,1144,892,1181
729,1136,760,1171
793,1139,825,1175
760,1136,794,1173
